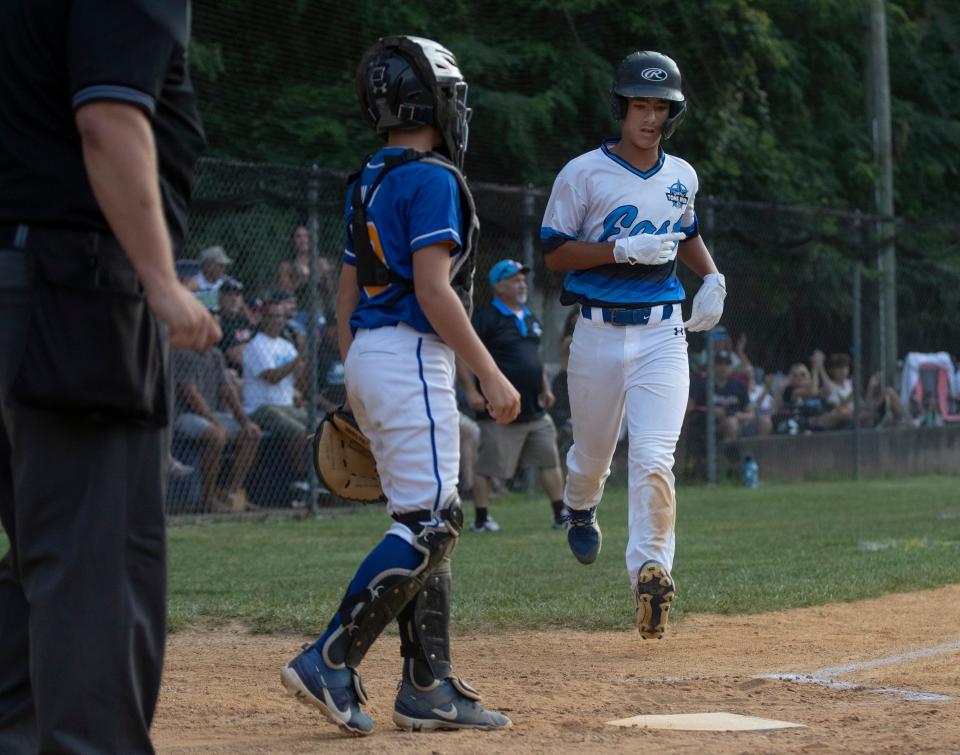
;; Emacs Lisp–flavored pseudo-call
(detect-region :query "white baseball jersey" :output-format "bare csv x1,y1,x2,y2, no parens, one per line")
541,141,698,307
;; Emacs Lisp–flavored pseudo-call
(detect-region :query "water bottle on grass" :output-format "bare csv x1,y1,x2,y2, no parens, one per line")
741,455,759,489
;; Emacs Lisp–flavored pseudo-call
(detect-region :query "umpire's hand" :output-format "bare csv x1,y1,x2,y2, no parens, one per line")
146,278,222,351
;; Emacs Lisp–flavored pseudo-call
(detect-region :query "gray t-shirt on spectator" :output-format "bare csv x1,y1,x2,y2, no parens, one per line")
173,347,227,415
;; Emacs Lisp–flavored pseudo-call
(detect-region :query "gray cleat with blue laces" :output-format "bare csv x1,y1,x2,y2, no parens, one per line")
565,505,602,564
281,644,374,736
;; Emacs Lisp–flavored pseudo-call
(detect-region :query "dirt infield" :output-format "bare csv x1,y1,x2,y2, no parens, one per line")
154,585,960,753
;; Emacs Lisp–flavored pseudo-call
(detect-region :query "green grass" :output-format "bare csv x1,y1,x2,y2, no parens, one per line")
4,476,959,634
162,475,960,634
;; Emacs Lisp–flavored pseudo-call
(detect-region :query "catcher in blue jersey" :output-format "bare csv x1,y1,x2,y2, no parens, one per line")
280,36,520,736
541,51,727,640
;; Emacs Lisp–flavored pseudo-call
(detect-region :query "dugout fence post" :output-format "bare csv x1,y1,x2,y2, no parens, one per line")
852,212,863,481
306,164,321,507
703,201,717,485
524,185,538,496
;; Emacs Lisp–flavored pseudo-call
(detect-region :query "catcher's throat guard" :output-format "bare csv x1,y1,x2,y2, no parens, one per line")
312,410,386,503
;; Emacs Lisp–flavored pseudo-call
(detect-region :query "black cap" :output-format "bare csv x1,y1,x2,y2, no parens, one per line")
219,276,243,293
269,288,296,303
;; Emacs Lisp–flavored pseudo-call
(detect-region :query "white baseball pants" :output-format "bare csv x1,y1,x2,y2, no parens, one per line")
345,324,459,544
564,306,689,583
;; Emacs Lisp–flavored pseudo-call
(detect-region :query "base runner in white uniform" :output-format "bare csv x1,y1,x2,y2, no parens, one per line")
541,51,727,639
280,36,519,736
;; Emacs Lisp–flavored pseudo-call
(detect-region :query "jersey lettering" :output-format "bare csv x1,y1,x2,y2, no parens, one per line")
599,206,671,242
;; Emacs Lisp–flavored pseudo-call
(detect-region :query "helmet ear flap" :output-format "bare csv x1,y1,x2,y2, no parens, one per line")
661,100,687,139
609,93,626,121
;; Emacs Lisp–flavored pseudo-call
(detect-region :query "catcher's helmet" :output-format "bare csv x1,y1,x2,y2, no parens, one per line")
357,36,471,169
610,51,686,139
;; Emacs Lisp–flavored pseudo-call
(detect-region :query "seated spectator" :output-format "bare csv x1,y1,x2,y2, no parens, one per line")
731,332,759,385
175,258,201,289
268,287,308,353
687,350,757,442
216,276,258,370
243,302,310,482
745,367,774,436
190,245,233,309
775,361,827,434
694,325,744,374
860,371,911,427
173,345,262,512
810,350,855,430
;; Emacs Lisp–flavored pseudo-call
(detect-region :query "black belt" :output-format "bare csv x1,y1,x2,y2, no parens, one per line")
0,223,116,252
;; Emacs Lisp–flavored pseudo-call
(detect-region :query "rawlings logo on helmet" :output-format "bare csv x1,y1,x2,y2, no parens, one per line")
641,67,668,81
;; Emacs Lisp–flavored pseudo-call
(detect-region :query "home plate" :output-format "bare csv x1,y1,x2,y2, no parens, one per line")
606,712,806,732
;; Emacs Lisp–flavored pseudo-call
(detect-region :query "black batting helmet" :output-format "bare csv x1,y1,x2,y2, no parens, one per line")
610,51,686,139
356,36,472,169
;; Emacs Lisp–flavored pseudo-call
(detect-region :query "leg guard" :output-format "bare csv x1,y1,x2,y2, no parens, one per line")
397,555,453,683
322,494,463,670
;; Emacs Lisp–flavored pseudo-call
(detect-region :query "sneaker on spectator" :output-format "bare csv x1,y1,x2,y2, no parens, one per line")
470,516,500,533
168,457,194,479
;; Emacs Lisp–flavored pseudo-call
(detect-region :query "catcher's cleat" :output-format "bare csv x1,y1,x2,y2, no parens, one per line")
634,561,675,640
281,645,374,736
392,670,512,732
565,506,601,564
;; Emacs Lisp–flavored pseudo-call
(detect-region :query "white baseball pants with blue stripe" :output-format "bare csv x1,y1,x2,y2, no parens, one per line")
345,324,459,545
564,306,689,584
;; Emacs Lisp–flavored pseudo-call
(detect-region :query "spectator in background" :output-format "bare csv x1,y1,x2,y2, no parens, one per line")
458,410,481,500
695,325,743,375
190,244,233,309
277,224,336,321
460,259,566,531
810,350,855,430
269,287,308,353
216,276,258,370
861,370,911,427
775,361,826,433
548,307,580,469
243,302,311,482
687,350,757,442
173,346,262,512
748,367,776,436
729,332,772,435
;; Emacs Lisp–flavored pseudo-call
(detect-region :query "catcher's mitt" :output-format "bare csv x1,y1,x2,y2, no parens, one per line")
312,410,385,503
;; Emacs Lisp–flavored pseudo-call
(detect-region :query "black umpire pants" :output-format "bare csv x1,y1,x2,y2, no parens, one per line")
0,242,166,754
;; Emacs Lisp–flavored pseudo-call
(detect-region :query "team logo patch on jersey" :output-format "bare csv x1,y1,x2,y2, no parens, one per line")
666,180,689,209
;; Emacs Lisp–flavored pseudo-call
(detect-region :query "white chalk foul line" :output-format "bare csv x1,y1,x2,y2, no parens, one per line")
813,640,960,678
756,640,960,702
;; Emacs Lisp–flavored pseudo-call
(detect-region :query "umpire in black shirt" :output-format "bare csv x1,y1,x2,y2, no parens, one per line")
459,260,566,531
0,2,220,753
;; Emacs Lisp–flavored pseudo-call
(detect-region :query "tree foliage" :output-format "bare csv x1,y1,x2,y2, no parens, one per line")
190,0,960,358
192,0,960,213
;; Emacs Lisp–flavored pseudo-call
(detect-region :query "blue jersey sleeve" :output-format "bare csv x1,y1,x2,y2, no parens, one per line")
408,168,462,254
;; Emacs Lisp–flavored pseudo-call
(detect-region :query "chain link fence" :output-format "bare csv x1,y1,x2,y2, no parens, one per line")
166,157,960,518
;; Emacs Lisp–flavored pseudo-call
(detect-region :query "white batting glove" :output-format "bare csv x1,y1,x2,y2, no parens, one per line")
683,273,726,332
613,231,685,266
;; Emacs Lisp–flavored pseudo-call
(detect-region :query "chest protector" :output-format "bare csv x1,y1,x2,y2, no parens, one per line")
350,149,479,313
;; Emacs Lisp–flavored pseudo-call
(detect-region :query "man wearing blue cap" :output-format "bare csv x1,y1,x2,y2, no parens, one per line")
460,259,566,531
